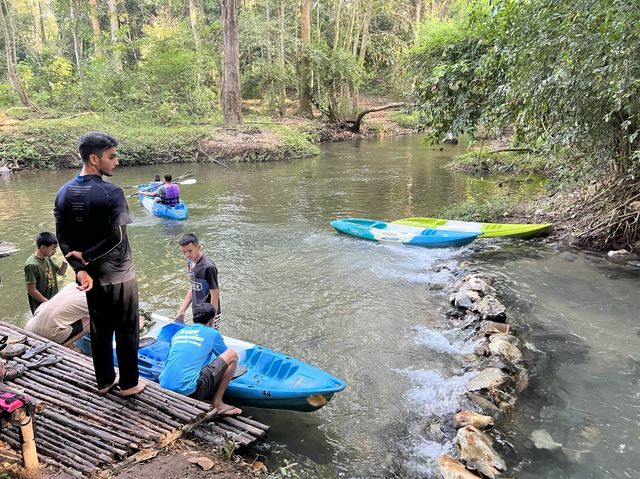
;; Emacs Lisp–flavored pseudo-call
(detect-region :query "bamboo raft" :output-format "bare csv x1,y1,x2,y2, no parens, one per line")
0,321,269,476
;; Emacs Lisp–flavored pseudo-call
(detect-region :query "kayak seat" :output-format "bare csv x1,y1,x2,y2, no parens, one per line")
158,322,185,342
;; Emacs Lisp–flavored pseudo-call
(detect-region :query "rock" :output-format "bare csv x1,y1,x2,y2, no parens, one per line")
488,338,523,364
458,276,496,296
514,365,529,393
473,340,489,356
467,368,510,392
451,290,481,310
488,333,519,346
479,321,511,336
479,355,518,375
628,201,640,212
456,426,506,479
443,132,459,144
529,429,562,450
607,249,630,258
473,295,506,321
438,454,482,479
464,393,504,422
562,425,600,464
453,411,494,430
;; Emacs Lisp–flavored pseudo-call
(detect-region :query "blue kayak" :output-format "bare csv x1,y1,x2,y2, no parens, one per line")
77,314,346,412
137,184,188,220
330,218,479,248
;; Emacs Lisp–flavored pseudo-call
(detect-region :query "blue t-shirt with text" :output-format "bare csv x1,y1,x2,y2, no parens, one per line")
159,323,228,395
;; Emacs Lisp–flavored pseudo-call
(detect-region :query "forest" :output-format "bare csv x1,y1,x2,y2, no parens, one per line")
1,0,639,249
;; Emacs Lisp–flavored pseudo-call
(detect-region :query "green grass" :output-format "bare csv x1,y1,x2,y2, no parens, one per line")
388,111,420,129
0,111,319,169
435,194,520,223
448,149,551,176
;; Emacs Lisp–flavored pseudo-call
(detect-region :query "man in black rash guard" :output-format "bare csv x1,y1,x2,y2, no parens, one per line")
54,131,145,397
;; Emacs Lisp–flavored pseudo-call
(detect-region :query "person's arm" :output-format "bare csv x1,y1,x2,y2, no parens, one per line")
57,258,68,276
56,219,87,272
26,283,49,304
80,224,126,263
175,289,192,322
209,288,220,315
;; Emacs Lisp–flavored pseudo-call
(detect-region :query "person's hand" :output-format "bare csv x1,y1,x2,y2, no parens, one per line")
66,251,88,265
76,271,94,292
174,310,185,323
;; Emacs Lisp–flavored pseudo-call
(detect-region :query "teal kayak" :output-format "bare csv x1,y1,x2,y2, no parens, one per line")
330,218,479,248
76,314,347,412
137,183,189,220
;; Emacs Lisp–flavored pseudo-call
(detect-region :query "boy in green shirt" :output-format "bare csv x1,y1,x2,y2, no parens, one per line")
24,232,68,314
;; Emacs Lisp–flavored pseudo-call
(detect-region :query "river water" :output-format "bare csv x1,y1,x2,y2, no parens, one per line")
0,135,638,478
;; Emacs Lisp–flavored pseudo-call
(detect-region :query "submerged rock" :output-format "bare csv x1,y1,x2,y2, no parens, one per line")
529,429,562,450
464,393,504,422
562,425,600,464
467,368,510,392
453,411,494,430
456,426,506,479
438,454,482,479
473,295,507,321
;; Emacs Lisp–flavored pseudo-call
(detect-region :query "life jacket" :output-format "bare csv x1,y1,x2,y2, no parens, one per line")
0,391,29,414
161,183,180,206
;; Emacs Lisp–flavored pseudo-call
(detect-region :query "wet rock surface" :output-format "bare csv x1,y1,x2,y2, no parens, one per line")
456,426,506,479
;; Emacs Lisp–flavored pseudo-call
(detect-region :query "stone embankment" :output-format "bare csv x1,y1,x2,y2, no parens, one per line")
435,273,527,479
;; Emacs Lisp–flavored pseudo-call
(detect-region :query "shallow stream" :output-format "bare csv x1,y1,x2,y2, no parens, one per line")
0,135,637,478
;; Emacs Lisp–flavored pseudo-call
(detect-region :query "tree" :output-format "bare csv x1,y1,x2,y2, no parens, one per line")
107,0,122,71
88,0,102,56
0,0,42,112
298,0,313,116
220,0,242,124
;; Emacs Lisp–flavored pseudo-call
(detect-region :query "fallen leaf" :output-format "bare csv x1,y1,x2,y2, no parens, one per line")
134,449,159,463
252,460,267,473
188,456,215,470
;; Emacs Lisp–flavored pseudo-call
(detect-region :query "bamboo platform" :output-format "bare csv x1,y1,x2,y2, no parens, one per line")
0,321,269,477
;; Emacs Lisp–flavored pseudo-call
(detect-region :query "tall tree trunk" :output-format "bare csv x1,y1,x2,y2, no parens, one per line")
298,0,313,116
32,0,45,50
353,0,373,112
332,0,342,50
88,0,102,56
343,0,357,51
220,0,242,124
358,0,372,62
413,0,421,46
0,0,42,113
188,0,201,52
70,0,82,74
42,0,60,52
278,0,286,115
107,0,121,71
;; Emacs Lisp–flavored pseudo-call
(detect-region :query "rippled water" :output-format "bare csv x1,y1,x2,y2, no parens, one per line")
0,135,638,478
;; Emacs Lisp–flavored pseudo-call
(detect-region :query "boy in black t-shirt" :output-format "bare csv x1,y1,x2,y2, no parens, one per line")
175,233,221,329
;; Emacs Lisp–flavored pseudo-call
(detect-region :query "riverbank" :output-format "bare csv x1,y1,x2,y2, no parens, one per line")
0,97,416,171
440,139,640,254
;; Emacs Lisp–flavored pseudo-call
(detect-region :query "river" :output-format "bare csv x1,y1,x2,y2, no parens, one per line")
0,135,638,478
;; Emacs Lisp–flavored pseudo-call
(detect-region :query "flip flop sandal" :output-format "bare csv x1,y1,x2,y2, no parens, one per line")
2,362,26,381
0,344,27,359
26,355,63,370
232,364,248,379
22,343,50,360
0,336,7,353
7,335,28,345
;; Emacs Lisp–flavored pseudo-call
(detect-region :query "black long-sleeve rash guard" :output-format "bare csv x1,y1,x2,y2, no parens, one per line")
54,174,135,286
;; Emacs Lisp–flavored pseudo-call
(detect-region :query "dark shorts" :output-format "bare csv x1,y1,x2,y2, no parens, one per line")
190,357,228,401
64,319,85,343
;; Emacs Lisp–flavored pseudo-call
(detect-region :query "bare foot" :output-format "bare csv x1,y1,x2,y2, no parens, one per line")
115,382,146,397
216,403,242,417
97,374,119,395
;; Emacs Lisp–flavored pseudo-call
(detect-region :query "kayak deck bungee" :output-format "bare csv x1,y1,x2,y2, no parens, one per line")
392,217,551,238
330,218,479,248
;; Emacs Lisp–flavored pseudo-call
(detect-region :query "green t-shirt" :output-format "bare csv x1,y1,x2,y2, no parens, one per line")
24,255,60,314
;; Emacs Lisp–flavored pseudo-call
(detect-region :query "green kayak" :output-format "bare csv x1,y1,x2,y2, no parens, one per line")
392,217,552,238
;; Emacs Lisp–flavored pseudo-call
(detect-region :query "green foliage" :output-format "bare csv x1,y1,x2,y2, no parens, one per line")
436,193,519,223
448,150,551,176
0,83,19,107
410,0,640,180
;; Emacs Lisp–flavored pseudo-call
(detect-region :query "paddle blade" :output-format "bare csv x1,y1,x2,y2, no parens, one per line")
180,178,197,185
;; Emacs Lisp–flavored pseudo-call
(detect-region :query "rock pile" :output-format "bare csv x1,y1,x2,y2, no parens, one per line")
437,273,527,478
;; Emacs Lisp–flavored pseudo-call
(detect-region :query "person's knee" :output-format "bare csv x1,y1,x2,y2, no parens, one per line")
220,349,238,365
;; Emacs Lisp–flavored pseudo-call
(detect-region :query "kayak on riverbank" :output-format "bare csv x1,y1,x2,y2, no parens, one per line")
76,314,347,412
393,217,551,239
330,218,479,248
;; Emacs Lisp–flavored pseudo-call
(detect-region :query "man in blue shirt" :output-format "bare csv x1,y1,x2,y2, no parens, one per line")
160,304,241,415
